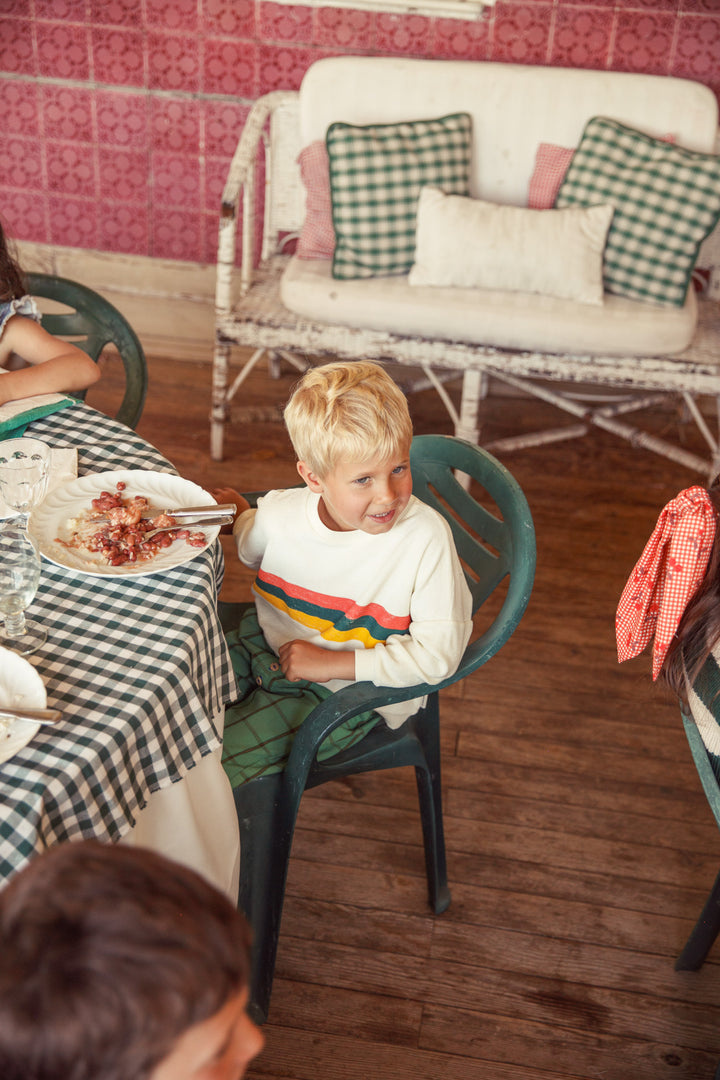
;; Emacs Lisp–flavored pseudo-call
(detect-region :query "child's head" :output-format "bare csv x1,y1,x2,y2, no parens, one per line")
283,361,413,479
0,841,264,1080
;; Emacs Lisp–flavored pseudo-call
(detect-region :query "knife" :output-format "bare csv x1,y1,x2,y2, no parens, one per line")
0,706,62,726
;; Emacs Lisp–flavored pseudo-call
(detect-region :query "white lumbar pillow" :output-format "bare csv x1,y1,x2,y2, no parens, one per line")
408,186,614,305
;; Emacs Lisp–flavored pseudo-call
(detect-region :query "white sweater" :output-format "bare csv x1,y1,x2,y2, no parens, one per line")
233,487,473,728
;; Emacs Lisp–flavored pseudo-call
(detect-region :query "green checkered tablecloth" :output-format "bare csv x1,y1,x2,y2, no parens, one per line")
0,403,238,882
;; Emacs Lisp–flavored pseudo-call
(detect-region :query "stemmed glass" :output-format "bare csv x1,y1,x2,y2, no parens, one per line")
0,438,51,526
0,523,46,655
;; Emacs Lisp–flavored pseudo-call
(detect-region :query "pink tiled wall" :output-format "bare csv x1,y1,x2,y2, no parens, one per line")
1,0,718,265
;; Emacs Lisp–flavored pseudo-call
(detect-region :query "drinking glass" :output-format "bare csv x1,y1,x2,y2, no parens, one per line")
0,438,51,525
0,523,46,655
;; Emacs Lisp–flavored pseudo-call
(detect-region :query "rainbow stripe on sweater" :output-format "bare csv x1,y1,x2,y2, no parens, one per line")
254,569,410,648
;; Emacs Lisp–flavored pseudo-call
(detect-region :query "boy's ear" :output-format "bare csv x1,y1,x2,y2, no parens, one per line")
296,460,324,493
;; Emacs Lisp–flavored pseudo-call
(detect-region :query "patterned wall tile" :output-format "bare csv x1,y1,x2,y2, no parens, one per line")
204,100,250,158
611,11,675,76
376,13,433,56
151,96,201,155
315,7,375,50
203,37,257,96
152,206,203,261
550,6,613,69
491,3,552,65
148,30,200,91
89,0,142,26
673,14,720,99
98,146,149,202
432,16,490,61
1,79,40,137
146,0,199,31
0,188,48,245
46,140,97,197
152,151,202,212
0,19,33,78
260,3,314,44
205,156,232,213
257,43,325,93
35,0,85,19
682,0,717,10
204,0,256,38
99,201,150,255
37,21,91,80
48,194,99,249
91,27,145,87
96,89,148,148
42,85,94,143
0,0,32,15
628,0,679,10
1,136,43,190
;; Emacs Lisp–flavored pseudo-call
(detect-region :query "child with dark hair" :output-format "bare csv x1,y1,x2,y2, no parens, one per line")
0,219,100,404
0,841,264,1080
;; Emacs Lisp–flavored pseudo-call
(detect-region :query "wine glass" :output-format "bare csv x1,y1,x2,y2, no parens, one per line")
0,523,46,655
0,438,51,526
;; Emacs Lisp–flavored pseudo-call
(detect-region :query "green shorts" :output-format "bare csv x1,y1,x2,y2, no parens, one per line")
222,604,380,787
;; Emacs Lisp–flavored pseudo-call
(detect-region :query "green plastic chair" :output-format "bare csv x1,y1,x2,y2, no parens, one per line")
26,272,148,429
219,433,536,1024
675,693,720,971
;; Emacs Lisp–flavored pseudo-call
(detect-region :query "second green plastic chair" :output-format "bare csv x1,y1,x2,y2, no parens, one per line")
675,658,720,971
26,272,148,429
220,433,537,1024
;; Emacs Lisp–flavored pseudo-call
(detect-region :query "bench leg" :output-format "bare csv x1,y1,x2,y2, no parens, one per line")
211,340,231,461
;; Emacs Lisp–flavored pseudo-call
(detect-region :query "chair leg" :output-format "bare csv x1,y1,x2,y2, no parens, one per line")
414,698,451,915
234,776,296,1023
675,867,720,971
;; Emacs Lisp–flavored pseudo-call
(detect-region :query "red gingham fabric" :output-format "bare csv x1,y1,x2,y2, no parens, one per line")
527,143,574,209
616,487,716,680
296,139,335,260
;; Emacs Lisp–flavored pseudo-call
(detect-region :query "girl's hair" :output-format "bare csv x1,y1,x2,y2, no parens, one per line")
661,476,720,700
283,360,413,477
0,841,251,1080
0,220,26,303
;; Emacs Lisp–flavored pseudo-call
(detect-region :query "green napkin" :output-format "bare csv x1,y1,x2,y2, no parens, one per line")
0,397,76,440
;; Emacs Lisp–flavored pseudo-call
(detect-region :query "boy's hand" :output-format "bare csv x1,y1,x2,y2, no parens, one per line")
278,640,356,683
208,487,250,533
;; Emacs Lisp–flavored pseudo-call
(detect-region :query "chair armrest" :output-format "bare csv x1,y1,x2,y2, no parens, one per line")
216,90,297,306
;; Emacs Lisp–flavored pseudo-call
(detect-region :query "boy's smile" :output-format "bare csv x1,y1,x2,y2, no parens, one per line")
298,443,413,534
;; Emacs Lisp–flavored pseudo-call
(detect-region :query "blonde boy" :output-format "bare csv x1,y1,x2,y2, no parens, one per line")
214,361,472,786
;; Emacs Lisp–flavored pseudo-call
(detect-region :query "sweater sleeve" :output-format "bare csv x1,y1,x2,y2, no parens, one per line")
354,517,473,689
232,506,263,568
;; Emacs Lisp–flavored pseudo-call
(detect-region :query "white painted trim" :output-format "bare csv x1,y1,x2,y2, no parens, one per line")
272,0,492,18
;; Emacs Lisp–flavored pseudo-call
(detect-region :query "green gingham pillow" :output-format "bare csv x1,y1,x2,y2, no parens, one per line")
326,112,472,280
555,116,720,308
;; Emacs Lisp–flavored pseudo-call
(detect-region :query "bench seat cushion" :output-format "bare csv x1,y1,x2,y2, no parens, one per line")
280,255,697,358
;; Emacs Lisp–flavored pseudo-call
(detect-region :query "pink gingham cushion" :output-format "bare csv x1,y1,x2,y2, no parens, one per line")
296,140,335,261
528,143,575,210
616,486,716,680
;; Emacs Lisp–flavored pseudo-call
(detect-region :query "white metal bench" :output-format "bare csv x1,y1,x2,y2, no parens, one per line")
212,59,720,476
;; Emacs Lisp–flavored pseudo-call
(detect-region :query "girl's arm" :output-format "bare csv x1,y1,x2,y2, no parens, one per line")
0,315,100,406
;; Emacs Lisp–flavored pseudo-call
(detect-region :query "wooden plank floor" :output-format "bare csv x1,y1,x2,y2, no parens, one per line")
89,353,720,1080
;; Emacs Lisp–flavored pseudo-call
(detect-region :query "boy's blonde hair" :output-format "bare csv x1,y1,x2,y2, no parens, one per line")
284,361,413,477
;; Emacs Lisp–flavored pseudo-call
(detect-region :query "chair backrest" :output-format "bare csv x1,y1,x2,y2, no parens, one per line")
410,433,536,666
680,706,720,829
681,651,720,831
25,272,148,429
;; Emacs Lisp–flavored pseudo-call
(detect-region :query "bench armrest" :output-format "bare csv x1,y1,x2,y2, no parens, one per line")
216,90,297,307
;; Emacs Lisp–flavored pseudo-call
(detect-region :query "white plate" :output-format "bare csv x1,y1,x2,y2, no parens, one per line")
28,470,221,578
0,646,45,764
